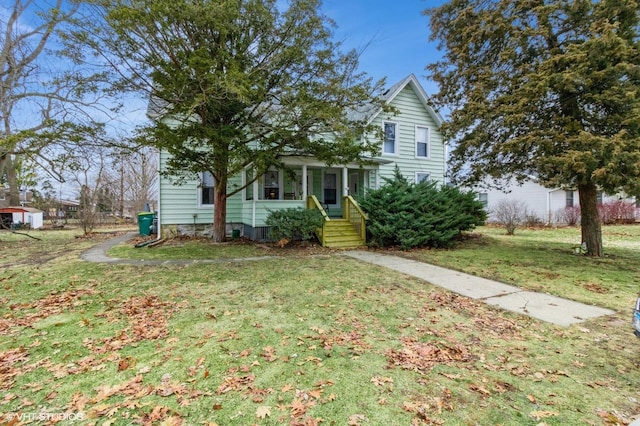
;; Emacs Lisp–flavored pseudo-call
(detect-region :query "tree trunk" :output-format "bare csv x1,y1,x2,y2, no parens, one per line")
578,182,603,257
212,180,227,242
5,156,20,206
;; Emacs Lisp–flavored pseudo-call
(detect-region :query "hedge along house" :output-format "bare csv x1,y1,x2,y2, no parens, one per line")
155,74,445,247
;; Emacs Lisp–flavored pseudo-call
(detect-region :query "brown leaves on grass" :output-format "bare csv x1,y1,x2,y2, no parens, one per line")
0,347,29,390
76,371,207,424
428,291,524,339
121,295,177,341
216,370,256,394
0,288,95,334
85,295,186,353
386,338,472,373
215,365,334,424
402,388,454,425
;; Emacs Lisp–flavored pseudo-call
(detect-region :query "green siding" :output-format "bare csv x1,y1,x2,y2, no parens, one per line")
158,151,243,226
374,86,445,185
158,77,447,235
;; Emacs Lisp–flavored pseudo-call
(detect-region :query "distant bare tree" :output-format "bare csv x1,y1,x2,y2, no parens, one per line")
67,144,113,233
104,146,157,222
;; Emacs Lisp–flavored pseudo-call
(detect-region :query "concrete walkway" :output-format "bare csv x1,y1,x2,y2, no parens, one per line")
82,234,616,327
344,251,615,327
80,232,279,265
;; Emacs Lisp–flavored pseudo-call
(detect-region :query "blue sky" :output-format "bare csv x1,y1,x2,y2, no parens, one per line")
5,0,446,136
323,0,444,95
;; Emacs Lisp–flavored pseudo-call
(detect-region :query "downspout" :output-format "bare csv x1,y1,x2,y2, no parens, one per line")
156,149,162,239
252,178,258,228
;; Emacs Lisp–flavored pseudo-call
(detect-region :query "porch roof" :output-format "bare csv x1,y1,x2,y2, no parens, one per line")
278,154,393,169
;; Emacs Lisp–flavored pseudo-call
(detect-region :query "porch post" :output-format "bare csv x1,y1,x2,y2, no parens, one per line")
342,167,349,197
302,164,308,200
252,178,259,227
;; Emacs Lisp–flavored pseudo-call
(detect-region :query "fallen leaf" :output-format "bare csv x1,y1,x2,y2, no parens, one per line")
469,384,491,396
371,376,394,386
527,394,537,403
440,372,461,380
118,356,135,371
348,414,367,425
256,405,271,419
529,410,559,420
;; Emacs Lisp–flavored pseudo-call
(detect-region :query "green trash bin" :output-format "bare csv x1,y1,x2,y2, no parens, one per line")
138,212,155,236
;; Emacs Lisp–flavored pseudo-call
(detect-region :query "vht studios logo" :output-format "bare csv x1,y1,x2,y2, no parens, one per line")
6,412,86,422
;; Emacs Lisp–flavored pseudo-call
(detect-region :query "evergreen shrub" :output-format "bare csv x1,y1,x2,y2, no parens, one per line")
359,170,486,249
265,208,324,244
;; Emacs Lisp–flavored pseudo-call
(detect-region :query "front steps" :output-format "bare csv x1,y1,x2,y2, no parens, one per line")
322,219,365,248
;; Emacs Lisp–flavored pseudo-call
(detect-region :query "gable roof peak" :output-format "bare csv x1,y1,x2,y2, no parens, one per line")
378,74,443,127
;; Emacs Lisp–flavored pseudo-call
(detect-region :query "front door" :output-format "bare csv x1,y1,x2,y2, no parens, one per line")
349,172,359,197
323,171,340,209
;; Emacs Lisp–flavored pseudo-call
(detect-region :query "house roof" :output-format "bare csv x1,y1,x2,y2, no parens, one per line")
148,74,444,128
377,74,443,127
0,206,43,213
346,74,443,129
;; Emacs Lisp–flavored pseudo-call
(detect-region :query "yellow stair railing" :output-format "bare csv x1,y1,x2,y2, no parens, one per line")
306,195,367,247
306,195,330,246
342,196,367,244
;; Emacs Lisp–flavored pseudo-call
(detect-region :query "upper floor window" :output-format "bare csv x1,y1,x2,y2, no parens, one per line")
200,171,215,206
415,126,429,158
383,121,398,155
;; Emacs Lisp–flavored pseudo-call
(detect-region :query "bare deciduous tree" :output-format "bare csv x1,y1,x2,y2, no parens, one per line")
1,0,107,205
63,141,121,233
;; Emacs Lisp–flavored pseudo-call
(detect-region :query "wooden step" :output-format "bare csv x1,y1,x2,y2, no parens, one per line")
321,219,365,248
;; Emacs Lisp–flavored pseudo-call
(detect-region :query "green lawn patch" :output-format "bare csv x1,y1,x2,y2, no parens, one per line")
0,226,638,425
399,225,640,311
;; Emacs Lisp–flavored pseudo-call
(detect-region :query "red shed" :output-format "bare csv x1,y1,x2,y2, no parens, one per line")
0,207,44,229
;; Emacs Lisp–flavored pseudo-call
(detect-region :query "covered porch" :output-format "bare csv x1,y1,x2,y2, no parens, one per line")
240,156,380,245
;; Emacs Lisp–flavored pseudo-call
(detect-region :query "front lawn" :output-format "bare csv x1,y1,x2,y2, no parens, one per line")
400,225,640,311
0,226,638,425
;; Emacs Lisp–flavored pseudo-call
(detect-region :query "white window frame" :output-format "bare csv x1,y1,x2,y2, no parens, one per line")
415,172,430,184
261,169,281,200
198,171,215,207
415,125,430,159
565,190,574,208
382,120,399,156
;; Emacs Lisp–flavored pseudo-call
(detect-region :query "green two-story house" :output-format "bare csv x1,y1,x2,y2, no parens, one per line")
156,74,445,247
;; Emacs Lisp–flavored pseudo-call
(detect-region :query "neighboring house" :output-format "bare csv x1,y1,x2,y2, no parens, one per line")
44,199,80,221
155,74,446,246
0,206,44,229
476,177,639,225
0,187,33,208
